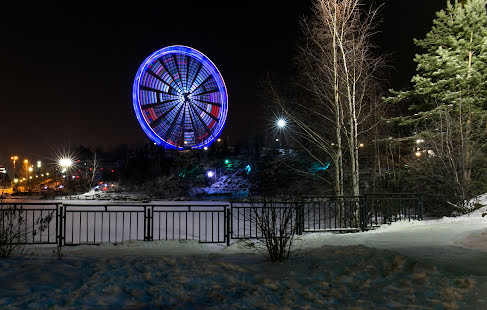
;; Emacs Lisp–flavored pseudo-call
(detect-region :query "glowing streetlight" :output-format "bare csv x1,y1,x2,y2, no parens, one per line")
203,146,208,151
13,178,18,184
276,118,287,129
359,143,365,148
37,161,42,168
415,151,422,158
59,158,73,169
207,171,215,178
10,156,18,168
28,167,33,172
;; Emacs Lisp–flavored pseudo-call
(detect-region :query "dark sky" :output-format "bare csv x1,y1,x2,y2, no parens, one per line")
1,0,447,164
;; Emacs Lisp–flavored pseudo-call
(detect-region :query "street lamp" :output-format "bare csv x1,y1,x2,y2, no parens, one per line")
276,118,287,129
10,156,18,168
59,158,73,169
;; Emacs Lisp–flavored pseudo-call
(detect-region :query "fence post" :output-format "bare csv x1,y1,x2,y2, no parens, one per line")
359,196,367,231
226,207,231,246
296,201,303,235
57,206,64,247
143,206,147,241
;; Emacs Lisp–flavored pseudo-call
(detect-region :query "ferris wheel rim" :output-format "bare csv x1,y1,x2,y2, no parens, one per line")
132,45,228,149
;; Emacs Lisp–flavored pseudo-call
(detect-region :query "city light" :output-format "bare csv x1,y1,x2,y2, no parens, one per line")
28,167,33,172
203,147,208,151
59,158,73,168
37,161,42,168
11,156,18,168
207,171,215,178
359,143,365,148
277,118,287,129
13,179,18,183
415,151,422,157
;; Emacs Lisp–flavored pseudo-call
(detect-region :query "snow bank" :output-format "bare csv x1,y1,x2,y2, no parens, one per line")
0,245,482,309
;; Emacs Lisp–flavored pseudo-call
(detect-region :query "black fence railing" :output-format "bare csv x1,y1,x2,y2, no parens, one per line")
0,194,422,247
230,201,300,239
0,202,60,245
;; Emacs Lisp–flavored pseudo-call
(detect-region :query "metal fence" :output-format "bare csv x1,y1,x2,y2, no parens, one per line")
0,194,422,247
230,201,300,239
0,202,60,245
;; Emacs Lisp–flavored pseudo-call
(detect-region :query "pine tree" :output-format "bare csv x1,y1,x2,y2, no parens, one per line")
385,0,487,214
388,0,487,122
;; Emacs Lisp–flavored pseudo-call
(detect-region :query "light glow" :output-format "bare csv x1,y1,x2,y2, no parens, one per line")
59,158,73,168
277,119,287,128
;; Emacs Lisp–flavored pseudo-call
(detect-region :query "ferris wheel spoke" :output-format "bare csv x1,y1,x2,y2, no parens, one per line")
189,62,203,90
175,105,186,147
162,103,185,142
147,70,179,93
187,106,202,143
192,89,220,97
171,54,185,91
193,98,221,107
192,103,219,122
189,104,214,140
191,75,212,93
140,85,178,96
149,103,180,128
189,105,207,143
184,55,189,91
158,58,183,92
142,98,179,110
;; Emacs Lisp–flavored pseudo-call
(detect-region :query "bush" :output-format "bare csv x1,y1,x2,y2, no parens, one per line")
0,204,53,258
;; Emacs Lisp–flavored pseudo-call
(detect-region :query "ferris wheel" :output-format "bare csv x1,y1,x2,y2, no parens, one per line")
132,45,228,149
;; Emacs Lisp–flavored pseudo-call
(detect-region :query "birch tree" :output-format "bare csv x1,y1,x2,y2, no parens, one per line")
273,0,384,198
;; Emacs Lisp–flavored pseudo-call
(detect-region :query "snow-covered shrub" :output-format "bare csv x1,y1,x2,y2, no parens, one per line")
242,199,300,262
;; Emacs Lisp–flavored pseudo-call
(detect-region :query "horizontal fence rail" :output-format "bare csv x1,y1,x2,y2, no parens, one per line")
0,194,422,247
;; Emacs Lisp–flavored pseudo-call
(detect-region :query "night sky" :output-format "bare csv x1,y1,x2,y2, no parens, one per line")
1,0,447,164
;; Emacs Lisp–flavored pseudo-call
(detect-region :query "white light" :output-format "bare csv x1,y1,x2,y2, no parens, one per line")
203,147,208,151
37,161,41,168
277,119,287,128
59,158,73,168
275,138,279,142
416,139,424,144
207,171,214,178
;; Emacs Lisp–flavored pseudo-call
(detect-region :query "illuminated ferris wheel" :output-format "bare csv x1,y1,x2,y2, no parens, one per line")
132,45,228,149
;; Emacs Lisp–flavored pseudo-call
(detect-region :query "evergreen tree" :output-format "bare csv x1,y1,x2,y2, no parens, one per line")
385,0,487,214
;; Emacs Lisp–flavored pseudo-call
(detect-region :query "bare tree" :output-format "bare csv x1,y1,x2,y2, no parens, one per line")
272,0,385,200
84,151,99,191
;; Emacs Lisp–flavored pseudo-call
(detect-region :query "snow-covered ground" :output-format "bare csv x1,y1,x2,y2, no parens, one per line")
1,196,487,308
